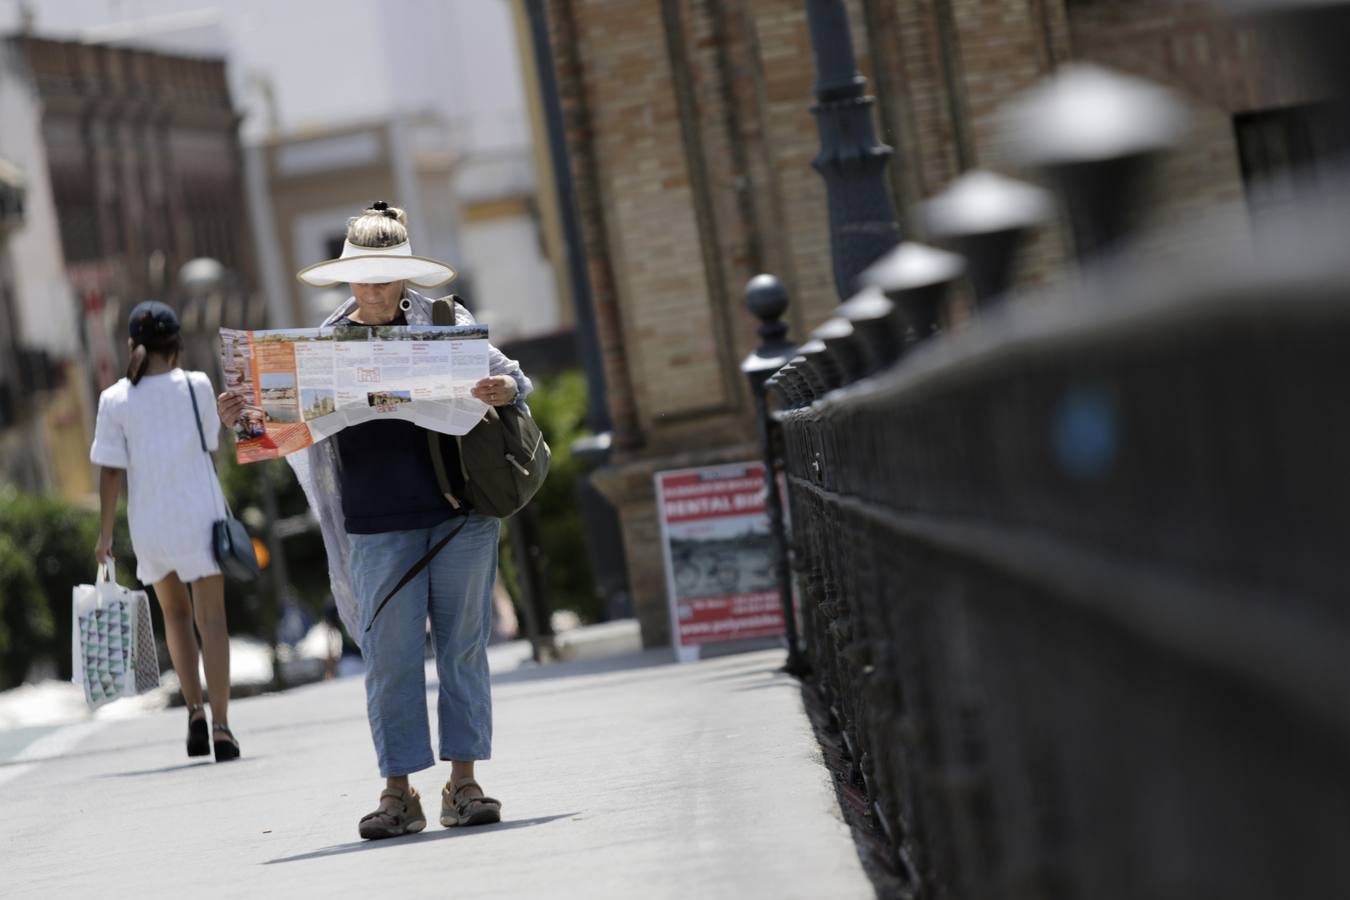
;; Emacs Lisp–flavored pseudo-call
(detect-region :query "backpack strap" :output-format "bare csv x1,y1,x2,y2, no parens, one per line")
429,295,456,325
364,513,470,632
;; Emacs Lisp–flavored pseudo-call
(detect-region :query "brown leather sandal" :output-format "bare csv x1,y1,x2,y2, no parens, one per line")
440,778,502,827
359,786,427,840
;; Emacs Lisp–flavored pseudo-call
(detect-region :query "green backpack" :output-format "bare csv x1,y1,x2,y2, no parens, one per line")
427,297,550,519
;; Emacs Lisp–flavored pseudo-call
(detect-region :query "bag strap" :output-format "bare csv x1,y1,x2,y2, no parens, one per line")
185,374,231,519
428,437,462,510
430,296,458,326
427,297,463,509
186,374,209,454
364,514,470,633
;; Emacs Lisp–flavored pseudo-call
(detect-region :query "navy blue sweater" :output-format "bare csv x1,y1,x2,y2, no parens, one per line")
332,314,466,534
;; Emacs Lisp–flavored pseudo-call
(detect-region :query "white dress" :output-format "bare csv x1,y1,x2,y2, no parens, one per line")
90,369,227,585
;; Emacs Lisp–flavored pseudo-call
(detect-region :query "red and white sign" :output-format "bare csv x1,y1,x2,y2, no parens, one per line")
655,462,785,661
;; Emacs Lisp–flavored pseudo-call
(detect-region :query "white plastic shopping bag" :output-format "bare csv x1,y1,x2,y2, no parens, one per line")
71,560,160,708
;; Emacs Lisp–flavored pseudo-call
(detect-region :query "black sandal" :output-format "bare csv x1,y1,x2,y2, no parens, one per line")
212,723,241,762
186,704,209,758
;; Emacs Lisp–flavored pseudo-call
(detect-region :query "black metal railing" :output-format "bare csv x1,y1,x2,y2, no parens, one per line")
744,21,1350,899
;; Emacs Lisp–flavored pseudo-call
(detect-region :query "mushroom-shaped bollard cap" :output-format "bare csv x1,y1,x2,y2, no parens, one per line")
925,171,1052,306
1001,64,1186,167
789,354,829,400
861,241,966,292
838,286,905,373
777,362,813,408
1000,64,1187,258
795,339,840,394
860,242,965,341
812,316,866,386
926,170,1052,238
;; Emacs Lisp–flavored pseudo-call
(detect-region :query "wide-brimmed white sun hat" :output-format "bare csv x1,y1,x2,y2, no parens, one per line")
296,240,457,288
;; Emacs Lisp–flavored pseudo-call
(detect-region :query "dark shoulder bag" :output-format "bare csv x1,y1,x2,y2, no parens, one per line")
427,296,550,518
186,378,261,583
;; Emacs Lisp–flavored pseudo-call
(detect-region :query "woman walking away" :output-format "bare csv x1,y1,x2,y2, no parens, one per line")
91,301,240,763
218,201,527,838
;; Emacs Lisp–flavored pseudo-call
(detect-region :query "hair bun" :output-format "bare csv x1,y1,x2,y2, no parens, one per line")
372,200,389,211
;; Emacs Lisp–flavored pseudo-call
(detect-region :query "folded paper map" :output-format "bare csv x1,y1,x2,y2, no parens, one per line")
219,324,490,463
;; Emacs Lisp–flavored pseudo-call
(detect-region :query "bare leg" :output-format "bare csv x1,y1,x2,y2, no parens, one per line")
448,761,487,806
153,573,202,712
449,761,477,793
442,760,499,826
190,575,231,727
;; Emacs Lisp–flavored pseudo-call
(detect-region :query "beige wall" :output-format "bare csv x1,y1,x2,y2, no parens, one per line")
544,0,1322,646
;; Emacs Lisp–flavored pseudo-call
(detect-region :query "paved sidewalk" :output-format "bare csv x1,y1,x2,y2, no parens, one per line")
1,646,873,899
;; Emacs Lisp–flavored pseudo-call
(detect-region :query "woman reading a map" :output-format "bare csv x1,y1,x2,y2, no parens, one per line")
90,301,241,762
217,202,530,839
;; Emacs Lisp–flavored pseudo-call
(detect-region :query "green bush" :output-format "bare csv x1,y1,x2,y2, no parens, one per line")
0,486,134,686
499,369,599,623
0,531,46,688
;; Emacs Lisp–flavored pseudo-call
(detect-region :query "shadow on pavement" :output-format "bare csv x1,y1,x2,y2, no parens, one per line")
262,812,578,865
2,713,365,770
487,649,674,688
731,679,798,693
100,757,262,778
693,664,795,686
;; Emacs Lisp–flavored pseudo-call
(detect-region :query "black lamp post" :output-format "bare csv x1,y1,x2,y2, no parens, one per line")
522,0,632,630
806,0,902,301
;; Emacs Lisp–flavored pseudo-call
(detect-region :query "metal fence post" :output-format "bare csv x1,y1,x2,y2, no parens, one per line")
741,274,808,676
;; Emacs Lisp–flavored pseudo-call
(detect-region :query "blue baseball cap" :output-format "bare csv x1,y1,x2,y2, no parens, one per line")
127,301,180,344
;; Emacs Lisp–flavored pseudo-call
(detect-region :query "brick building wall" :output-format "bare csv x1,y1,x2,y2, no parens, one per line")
542,0,1326,647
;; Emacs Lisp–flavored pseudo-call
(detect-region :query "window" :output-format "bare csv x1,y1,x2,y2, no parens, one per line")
1234,104,1345,218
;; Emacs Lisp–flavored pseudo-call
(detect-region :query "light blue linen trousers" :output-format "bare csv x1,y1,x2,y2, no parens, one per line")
348,513,500,777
